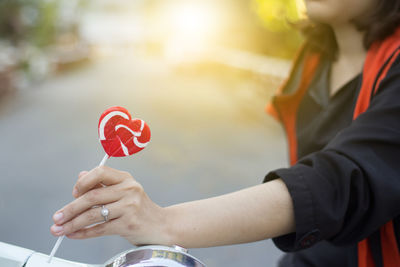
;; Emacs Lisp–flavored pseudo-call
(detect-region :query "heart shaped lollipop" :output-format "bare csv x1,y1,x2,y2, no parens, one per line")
98,106,151,157
48,106,151,263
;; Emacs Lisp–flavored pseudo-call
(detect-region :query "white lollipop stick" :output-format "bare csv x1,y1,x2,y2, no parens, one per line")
99,153,109,167
47,153,110,263
47,235,64,263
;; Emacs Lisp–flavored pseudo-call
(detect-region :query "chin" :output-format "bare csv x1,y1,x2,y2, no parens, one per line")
305,1,336,23
305,0,375,25
306,5,346,25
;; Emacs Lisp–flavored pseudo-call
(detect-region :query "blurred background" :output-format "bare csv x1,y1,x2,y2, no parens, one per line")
0,0,305,266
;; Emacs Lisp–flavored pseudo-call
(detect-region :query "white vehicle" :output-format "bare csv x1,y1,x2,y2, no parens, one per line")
0,241,205,267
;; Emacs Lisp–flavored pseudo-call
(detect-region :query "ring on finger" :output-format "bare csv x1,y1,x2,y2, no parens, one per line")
100,205,109,222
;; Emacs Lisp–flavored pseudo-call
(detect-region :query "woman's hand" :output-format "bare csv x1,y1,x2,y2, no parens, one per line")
50,167,295,248
50,166,172,246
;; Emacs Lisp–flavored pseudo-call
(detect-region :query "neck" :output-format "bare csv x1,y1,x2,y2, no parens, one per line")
332,23,367,63
328,23,368,96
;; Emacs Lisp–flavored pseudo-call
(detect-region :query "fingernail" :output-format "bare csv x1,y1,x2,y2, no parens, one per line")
53,212,64,223
72,188,78,197
51,225,64,235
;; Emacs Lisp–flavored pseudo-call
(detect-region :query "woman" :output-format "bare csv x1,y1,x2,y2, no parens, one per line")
51,0,400,266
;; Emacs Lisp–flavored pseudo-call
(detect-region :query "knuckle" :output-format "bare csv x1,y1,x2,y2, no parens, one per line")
134,182,144,192
84,190,99,204
63,205,75,220
66,220,76,233
94,166,105,177
75,179,84,193
126,194,142,209
124,180,144,193
120,170,132,179
78,171,88,178
87,209,98,222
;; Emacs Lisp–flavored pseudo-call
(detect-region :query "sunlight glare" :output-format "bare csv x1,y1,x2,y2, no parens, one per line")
162,1,221,62
170,4,216,39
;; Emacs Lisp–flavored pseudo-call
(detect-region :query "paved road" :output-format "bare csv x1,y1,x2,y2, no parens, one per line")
0,52,288,266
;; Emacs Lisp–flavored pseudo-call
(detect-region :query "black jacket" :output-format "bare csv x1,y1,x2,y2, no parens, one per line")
264,37,400,266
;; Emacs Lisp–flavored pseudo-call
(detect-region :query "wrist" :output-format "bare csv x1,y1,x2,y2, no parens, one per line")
161,205,183,247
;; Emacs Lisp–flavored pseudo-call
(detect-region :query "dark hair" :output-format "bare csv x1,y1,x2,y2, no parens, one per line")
354,0,400,48
302,0,400,58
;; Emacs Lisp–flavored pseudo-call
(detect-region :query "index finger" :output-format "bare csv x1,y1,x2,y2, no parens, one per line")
73,166,128,197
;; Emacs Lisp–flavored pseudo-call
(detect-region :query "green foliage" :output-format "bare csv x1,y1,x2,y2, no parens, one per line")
251,0,305,58
31,1,58,47
0,0,59,47
252,0,303,32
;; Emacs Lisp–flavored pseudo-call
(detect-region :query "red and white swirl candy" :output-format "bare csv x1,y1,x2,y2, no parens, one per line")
48,106,151,264
98,106,151,157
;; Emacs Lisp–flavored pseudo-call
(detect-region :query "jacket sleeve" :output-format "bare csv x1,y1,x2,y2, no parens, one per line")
264,56,400,252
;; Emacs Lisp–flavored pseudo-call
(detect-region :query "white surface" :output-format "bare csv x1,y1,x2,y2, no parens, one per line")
25,252,95,267
0,241,35,267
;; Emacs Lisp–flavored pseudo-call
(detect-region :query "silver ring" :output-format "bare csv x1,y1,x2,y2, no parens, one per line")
100,205,109,222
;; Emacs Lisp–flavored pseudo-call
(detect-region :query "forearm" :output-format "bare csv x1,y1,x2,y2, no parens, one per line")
164,179,295,248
